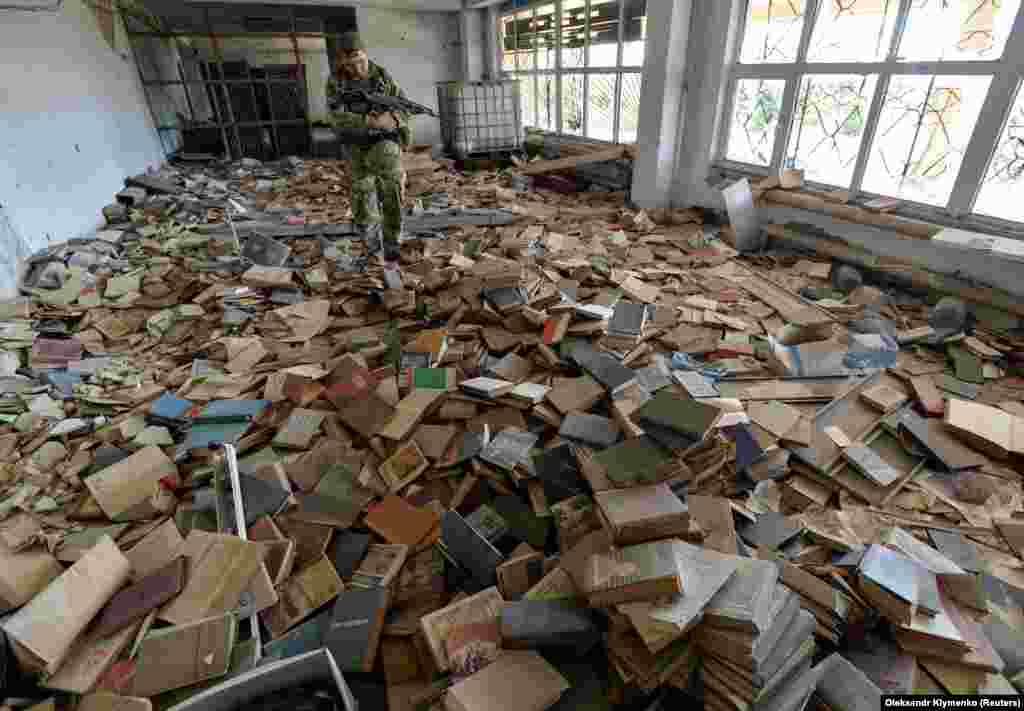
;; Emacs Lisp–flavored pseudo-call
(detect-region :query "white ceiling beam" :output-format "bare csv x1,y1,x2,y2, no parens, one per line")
464,0,505,9
181,0,465,12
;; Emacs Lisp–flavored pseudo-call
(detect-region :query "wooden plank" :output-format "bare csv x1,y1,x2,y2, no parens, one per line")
763,190,939,240
520,147,629,175
723,262,835,328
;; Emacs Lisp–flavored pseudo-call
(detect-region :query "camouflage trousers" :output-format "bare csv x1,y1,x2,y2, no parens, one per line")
350,139,404,247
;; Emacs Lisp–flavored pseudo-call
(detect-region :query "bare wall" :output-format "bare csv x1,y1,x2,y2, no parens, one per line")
0,0,164,262
356,7,461,146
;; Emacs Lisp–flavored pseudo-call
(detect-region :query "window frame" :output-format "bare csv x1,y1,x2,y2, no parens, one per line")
498,0,646,145
714,0,1024,236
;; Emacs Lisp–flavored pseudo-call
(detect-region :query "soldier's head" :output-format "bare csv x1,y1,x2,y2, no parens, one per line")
335,32,369,80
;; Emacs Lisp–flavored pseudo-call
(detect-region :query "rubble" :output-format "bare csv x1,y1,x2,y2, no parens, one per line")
0,153,1022,711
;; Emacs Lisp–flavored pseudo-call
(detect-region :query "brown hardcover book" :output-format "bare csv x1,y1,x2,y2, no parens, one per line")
545,375,606,415
687,495,739,555
92,557,186,639
594,484,691,545
364,495,439,546
444,650,568,711
585,540,684,607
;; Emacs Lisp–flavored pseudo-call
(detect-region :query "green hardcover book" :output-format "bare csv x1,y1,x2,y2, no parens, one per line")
592,437,673,486
293,460,374,529
633,391,722,440
413,367,455,391
585,539,684,607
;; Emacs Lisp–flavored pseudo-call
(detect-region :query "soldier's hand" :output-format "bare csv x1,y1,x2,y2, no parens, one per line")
367,112,398,130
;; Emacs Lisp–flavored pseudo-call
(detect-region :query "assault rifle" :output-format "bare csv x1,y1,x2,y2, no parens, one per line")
330,89,438,118
329,90,438,144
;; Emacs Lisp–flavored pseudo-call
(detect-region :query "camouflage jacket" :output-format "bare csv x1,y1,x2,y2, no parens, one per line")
326,62,411,146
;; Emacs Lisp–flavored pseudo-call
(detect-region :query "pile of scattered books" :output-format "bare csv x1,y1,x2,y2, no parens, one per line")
0,155,1022,711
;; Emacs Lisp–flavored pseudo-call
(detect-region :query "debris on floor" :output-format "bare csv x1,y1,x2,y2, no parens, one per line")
1,153,1022,711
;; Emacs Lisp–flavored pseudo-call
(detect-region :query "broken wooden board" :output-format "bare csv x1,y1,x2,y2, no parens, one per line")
520,147,630,176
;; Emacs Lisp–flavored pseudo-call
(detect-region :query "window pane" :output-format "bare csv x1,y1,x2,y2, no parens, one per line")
534,5,557,70
974,85,1024,222
619,72,643,143
726,79,785,165
786,75,879,187
863,75,991,206
622,0,647,66
897,0,1022,62
590,0,622,67
517,75,536,128
806,0,899,62
739,0,807,63
561,0,587,69
588,74,618,141
561,73,585,135
537,74,557,132
501,15,517,72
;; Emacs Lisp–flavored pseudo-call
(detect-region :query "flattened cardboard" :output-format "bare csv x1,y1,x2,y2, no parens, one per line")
123,518,184,581
0,543,63,613
159,531,265,626
44,619,143,694
127,613,237,697
77,694,152,711
3,536,131,675
92,557,187,638
85,446,178,522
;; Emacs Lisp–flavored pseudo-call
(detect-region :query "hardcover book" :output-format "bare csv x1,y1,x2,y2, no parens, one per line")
585,539,684,607
702,557,779,636
441,510,505,589
420,586,505,673
443,651,568,711
594,484,691,545
325,587,390,673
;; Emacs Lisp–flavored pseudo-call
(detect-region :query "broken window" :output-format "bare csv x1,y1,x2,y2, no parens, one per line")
975,84,1024,223
500,0,647,143
726,80,786,166
720,0,1024,229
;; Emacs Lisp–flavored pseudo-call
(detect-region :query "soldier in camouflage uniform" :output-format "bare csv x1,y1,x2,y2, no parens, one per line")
326,32,410,266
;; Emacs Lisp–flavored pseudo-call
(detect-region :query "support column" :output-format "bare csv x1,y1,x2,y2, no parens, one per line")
484,6,499,80
460,9,485,82
630,0,692,208
672,0,743,209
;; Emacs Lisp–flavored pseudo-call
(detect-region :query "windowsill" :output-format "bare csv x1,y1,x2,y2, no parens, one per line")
709,160,1024,243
